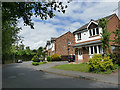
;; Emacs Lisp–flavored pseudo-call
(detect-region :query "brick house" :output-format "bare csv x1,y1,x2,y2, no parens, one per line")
73,13,120,63
55,31,75,60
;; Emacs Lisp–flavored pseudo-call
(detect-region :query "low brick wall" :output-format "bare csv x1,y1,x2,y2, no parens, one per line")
61,55,69,61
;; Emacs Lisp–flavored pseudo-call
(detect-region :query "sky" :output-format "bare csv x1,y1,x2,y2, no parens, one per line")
18,0,119,50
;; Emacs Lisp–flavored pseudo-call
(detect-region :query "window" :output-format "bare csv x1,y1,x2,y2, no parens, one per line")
68,41,71,45
94,46,97,53
98,45,101,53
78,48,82,55
89,27,99,37
96,28,99,34
91,46,93,54
77,33,81,39
89,30,92,36
93,28,95,35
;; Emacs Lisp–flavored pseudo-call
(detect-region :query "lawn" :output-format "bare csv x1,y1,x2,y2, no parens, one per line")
52,63,89,72
52,63,120,74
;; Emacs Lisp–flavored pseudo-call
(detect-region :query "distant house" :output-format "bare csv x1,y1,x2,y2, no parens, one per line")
44,37,56,57
73,13,120,63
55,31,75,60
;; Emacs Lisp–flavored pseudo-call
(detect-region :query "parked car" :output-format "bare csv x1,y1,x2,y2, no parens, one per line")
68,55,75,63
17,59,22,63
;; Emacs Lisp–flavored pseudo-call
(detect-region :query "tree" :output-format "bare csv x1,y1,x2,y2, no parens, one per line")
98,18,110,55
25,46,31,55
112,26,120,45
2,1,69,63
2,2,68,29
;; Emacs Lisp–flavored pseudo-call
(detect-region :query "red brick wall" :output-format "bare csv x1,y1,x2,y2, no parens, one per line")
55,31,75,56
107,15,120,52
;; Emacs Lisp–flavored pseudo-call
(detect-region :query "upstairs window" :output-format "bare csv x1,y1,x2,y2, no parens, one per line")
68,41,71,45
89,27,99,37
96,27,99,34
89,30,92,36
93,28,95,36
77,33,81,39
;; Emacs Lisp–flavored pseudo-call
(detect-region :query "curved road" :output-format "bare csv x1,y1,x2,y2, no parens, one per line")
3,61,118,88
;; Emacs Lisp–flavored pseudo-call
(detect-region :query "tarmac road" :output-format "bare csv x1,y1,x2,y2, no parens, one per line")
2,62,118,88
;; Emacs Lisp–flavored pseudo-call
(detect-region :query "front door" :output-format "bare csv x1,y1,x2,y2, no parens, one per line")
78,48,82,60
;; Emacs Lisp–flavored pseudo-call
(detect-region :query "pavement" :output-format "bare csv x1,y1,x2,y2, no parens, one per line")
17,61,119,85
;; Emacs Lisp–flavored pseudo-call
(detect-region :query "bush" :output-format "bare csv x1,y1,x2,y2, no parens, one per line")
32,62,47,66
50,53,61,61
32,62,39,66
89,54,113,73
32,55,39,62
47,56,50,61
110,53,120,65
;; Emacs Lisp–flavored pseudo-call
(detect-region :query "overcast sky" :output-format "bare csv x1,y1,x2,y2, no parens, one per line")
18,0,119,50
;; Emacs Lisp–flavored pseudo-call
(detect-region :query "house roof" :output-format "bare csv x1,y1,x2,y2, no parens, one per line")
51,37,56,41
56,31,71,40
73,40,101,48
73,13,116,33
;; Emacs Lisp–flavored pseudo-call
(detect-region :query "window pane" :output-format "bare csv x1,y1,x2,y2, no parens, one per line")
98,45,101,53
94,46,97,53
77,33,81,39
96,28,99,34
91,46,93,54
93,29,95,35
89,30,92,36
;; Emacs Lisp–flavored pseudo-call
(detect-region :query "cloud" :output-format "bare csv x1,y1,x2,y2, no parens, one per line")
18,1,118,50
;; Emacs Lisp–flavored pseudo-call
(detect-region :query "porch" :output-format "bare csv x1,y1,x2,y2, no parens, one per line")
73,40,103,62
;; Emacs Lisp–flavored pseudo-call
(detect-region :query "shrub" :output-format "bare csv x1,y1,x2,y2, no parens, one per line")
32,55,39,62
32,62,39,66
89,54,113,73
32,62,47,66
110,53,120,65
50,53,61,61
47,56,50,61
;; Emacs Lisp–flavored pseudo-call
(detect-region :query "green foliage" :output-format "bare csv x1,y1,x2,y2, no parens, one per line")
50,53,61,61
2,2,68,29
32,62,39,66
25,46,31,55
32,62,47,66
47,56,50,61
110,53,120,65
89,54,113,73
32,55,39,62
112,26,120,45
98,18,110,54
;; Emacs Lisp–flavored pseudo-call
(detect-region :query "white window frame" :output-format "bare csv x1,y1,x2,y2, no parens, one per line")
89,27,99,37
90,45,102,55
